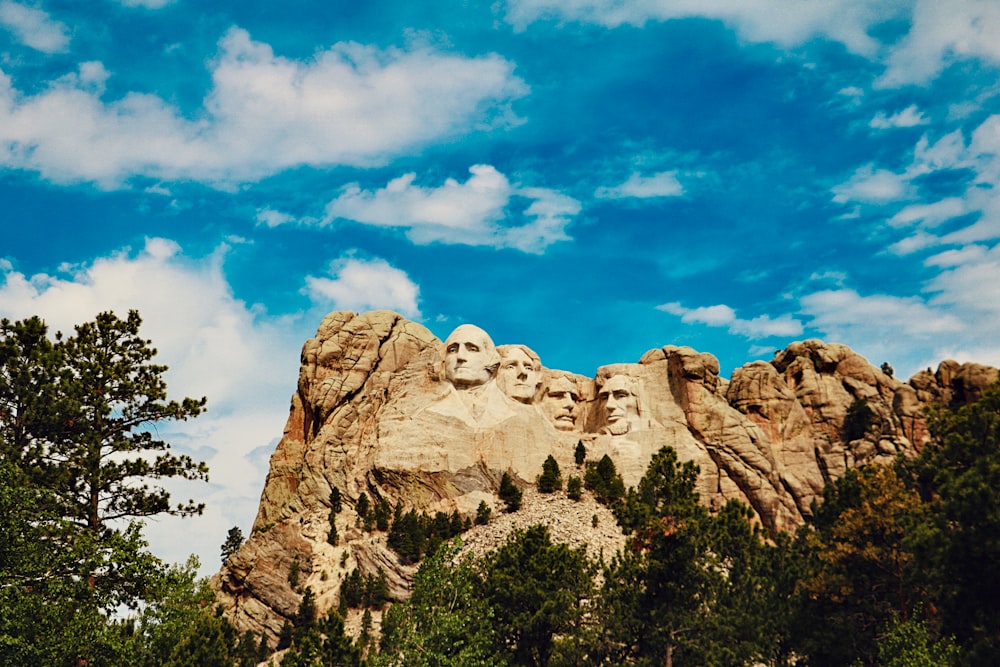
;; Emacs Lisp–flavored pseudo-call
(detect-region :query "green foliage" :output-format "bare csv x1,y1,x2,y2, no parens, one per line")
583,454,625,506
498,471,522,512
0,311,208,612
281,609,362,667
537,454,562,493
865,617,959,667
913,383,1000,662
480,525,594,667
288,558,301,588
475,500,492,525
221,526,244,564
356,492,370,521
593,447,781,666
843,397,877,441
373,497,391,531
340,567,390,610
329,487,342,514
387,508,466,564
328,488,342,545
566,475,582,501
574,440,586,466
376,538,504,667
881,361,895,378
794,465,931,666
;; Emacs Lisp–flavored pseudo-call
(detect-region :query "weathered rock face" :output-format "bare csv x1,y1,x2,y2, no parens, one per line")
212,310,996,644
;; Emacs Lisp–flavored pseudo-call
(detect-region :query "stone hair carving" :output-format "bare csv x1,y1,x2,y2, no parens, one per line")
442,324,501,389
496,344,542,404
540,374,581,431
597,374,642,436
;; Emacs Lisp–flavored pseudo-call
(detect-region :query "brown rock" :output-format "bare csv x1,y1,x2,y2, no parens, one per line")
212,312,996,646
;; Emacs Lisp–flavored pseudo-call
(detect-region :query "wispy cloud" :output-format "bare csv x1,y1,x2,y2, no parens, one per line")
0,28,526,187
0,0,70,52
322,165,580,253
877,0,1000,87
504,0,1000,88
657,302,803,339
870,104,929,129
594,170,684,199
832,165,913,205
304,255,421,319
114,0,174,7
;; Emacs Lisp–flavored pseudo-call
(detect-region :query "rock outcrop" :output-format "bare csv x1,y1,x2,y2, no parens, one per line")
212,310,997,644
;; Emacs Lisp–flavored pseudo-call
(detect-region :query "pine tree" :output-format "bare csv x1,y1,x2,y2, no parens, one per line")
566,476,582,501
584,455,625,505
499,472,522,512
480,525,594,667
221,526,244,564
574,440,586,466
1,311,208,613
537,455,562,493
475,500,492,525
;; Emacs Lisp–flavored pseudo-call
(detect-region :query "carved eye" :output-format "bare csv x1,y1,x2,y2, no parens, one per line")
466,344,480,352
447,343,459,353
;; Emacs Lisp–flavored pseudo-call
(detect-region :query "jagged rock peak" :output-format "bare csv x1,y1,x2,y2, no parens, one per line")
213,310,996,645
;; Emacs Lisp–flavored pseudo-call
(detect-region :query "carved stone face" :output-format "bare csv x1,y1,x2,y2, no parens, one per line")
443,324,498,389
599,374,639,435
540,376,579,430
497,346,541,403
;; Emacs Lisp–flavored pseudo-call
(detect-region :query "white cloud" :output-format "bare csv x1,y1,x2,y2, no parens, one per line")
0,0,69,52
878,0,1000,87
870,104,929,129
797,244,1000,377
832,165,912,204
888,198,966,228
657,301,803,339
304,255,421,319
595,170,685,199
504,0,892,56
324,165,579,253
0,27,527,188
255,208,297,228
115,0,174,8
505,1,1000,88
800,288,964,338
0,238,304,572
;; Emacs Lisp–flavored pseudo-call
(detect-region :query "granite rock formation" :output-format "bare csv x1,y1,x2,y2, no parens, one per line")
212,310,997,644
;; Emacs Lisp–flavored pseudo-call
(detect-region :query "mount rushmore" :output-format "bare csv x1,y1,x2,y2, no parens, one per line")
213,309,997,642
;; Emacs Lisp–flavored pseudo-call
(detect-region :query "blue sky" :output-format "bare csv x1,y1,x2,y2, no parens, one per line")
2,0,1000,570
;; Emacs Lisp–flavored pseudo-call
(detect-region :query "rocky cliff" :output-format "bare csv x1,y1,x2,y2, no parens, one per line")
212,310,998,644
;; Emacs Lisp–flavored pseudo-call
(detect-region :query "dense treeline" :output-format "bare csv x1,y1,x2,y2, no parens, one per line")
5,311,1000,666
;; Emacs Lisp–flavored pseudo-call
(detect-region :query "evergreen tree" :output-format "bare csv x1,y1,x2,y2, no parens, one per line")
793,465,930,666
356,492,370,521
330,487,342,514
328,488,342,545
594,447,771,666
1,311,208,610
221,526,244,564
499,471,522,512
374,497,391,531
376,538,503,667
537,455,562,493
475,500,492,525
583,454,625,505
913,382,1000,662
574,440,586,467
480,525,594,667
566,475,582,501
